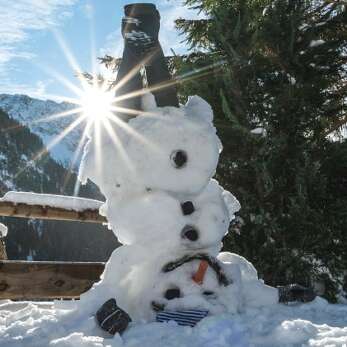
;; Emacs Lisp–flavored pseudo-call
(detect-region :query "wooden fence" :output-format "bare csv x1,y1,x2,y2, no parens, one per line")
0,198,107,300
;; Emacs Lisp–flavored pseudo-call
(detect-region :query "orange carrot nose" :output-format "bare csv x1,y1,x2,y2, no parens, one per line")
192,260,209,285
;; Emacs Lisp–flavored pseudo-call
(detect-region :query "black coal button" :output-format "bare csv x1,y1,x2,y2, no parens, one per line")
181,225,199,241
181,201,195,215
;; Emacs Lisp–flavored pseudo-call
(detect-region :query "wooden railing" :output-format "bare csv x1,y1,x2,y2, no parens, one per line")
0,200,107,224
0,197,108,300
0,260,105,300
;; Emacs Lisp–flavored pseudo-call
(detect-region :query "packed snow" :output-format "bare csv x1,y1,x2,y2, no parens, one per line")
79,94,222,199
1,191,103,212
1,298,347,346
1,93,346,346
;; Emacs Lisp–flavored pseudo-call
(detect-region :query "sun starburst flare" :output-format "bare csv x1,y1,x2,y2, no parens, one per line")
10,16,219,189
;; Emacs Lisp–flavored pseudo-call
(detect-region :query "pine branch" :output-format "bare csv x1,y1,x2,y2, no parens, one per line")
324,114,347,137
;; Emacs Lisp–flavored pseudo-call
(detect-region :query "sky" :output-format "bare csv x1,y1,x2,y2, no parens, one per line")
0,0,203,101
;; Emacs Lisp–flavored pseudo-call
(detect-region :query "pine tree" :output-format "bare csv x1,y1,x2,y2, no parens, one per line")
174,0,347,300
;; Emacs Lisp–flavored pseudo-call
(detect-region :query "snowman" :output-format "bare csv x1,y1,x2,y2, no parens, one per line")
78,93,314,335
78,3,315,336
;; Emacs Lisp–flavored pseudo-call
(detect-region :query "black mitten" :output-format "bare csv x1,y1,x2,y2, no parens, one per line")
95,299,131,335
278,284,316,303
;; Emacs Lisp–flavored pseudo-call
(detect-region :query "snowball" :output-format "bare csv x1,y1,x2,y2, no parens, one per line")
103,180,239,252
185,95,214,124
79,94,221,197
79,248,279,323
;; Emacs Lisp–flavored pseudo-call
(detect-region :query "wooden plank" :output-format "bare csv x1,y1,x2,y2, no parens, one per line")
0,261,105,300
0,201,107,224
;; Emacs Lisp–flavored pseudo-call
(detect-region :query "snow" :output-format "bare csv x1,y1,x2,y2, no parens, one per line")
102,179,239,247
79,94,222,199
250,127,265,135
78,93,280,327
1,93,346,347
0,192,102,212
0,223,7,237
309,40,325,48
287,74,296,85
0,298,347,346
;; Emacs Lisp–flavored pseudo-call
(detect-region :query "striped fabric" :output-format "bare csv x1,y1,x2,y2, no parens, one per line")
156,309,209,327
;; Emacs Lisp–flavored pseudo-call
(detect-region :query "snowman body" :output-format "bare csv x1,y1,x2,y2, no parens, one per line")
79,94,278,324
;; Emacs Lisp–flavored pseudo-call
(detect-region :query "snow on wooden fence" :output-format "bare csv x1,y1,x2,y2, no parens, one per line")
0,192,108,299
0,192,107,224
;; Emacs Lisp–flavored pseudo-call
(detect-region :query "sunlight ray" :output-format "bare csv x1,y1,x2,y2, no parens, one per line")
93,117,103,184
87,3,98,89
73,179,82,197
63,119,92,190
114,60,223,105
110,106,143,117
0,108,82,134
37,64,84,98
28,107,83,125
113,48,160,93
111,105,160,119
15,116,86,179
52,30,90,90
33,115,85,162
39,94,82,105
102,117,136,175
106,113,159,152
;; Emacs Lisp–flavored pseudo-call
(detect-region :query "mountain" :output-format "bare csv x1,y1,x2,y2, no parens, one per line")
0,94,83,168
0,106,119,262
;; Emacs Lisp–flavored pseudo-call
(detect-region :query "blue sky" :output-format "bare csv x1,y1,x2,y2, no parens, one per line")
0,0,202,101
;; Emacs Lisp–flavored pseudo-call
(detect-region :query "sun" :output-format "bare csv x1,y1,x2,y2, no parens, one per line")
80,85,115,122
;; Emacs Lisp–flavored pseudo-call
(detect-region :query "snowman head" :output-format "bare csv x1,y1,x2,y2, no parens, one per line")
150,253,242,316
79,93,222,198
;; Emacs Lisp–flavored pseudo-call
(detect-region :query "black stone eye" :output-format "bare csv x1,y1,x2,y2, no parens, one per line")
164,288,181,300
181,201,195,216
170,150,188,169
181,225,199,241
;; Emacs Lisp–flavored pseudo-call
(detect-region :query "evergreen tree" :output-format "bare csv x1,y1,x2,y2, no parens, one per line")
174,0,347,300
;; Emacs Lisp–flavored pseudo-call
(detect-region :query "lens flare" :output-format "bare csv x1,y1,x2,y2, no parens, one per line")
10,17,218,185
81,86,115,122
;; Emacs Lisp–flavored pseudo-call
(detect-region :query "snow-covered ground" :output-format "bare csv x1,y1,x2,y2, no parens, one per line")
0,298,346,347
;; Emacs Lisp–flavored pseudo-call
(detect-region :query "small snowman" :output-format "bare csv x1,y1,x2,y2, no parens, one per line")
79,93,315,334
78,3,315,336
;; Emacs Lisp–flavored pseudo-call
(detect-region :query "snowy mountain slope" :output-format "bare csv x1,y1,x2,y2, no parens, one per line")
0,94,84,168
